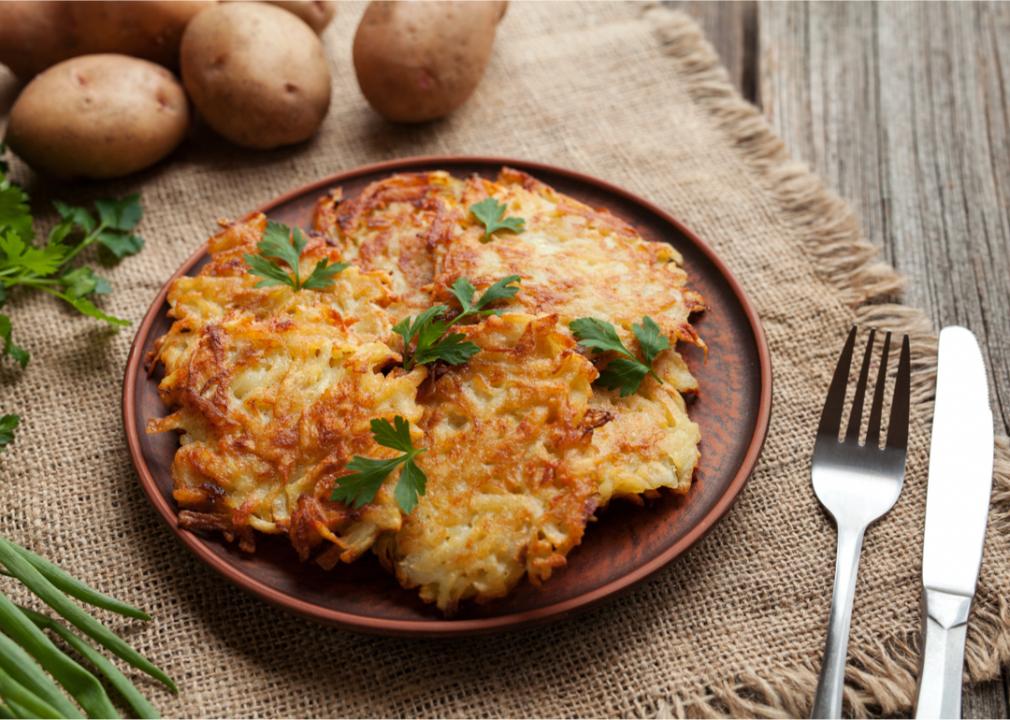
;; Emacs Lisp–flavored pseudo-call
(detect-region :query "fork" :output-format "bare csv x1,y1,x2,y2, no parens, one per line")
810,327,911,718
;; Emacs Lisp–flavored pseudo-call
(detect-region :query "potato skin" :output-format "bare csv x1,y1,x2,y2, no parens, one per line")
181,3,331,149
5,54,189,179
0,1,213,79
353,1,505,123
265,1,336,33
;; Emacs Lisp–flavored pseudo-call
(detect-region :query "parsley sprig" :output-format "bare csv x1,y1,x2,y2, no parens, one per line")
244,221,347,291
469,198,525,243
332,416,428,513
0,414,18,453
0,161,146,452
393,275,521,371
0,184,143,331
570,316,670,397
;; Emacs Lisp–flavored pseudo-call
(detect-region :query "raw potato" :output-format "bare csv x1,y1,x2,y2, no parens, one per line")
0,1,213,79
266,1,336,33
353,1,507,123
181,3,332,149
5,55,189,179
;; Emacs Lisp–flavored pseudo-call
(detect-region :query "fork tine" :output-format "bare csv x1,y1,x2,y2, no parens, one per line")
818,327,857,438
886,335,911,450
865,331,892,447
844,329,876,442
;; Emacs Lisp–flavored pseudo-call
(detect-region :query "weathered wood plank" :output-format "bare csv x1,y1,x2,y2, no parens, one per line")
964,679,1009,719
758,2,1010,716
671,1,757,101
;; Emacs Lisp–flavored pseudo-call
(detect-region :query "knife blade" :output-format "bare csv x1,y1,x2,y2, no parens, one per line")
915,326,994,719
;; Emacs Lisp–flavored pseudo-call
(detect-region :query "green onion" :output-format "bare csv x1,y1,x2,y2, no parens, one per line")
0,631,80,717
0,592,117,718
10,546,149,621
0,664,62,719
23,609,159,720
0,538,175,693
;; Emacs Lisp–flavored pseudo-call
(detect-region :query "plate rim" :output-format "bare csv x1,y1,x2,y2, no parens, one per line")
122,154,773,637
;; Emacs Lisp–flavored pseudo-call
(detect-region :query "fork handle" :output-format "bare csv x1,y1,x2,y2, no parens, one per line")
812,524,866,719
914,588,971,719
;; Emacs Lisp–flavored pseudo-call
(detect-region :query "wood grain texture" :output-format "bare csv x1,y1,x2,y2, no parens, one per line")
757,2,1010,715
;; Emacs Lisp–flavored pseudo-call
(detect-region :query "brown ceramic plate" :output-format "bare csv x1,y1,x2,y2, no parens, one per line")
123,156,771,637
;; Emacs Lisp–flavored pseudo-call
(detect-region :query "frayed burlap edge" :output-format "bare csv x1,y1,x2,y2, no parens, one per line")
639,7,1010,718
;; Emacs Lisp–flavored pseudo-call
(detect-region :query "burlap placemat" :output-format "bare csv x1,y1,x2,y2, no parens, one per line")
2,3,1008,717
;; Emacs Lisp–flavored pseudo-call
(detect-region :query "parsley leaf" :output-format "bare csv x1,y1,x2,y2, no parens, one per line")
244,221,345,291
570,316,670,397
60,266,111,299
302,258,349,290
633,315,669,365
53,201,96,235
449,274,521,316
0,414,19,452
0,179,32,242
470,198,525,243
0,160,143,453
396,275,521,370
94,195,142,231
97,230,144,262
0,313,29,368
332,416,428,513
0,230,66,277
413,332,479,366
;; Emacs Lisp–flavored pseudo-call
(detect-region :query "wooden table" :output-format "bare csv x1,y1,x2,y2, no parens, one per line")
674,1,1010,716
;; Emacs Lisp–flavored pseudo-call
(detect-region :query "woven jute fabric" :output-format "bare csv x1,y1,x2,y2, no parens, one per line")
2,3,1008,717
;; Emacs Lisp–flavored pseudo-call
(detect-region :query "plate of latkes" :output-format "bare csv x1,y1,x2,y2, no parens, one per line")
124,156,771,636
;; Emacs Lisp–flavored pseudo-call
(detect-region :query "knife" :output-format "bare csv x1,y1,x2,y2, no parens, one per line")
914,326,994,719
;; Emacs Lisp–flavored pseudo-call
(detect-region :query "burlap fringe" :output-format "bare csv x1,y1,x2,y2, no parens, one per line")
639,7,1010,718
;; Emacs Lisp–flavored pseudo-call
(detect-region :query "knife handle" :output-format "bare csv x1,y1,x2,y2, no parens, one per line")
914,588,972,719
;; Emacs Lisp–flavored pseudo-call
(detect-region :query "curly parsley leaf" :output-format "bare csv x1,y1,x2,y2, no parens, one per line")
0,414,19,452
0,314,29,369
332,416,428,513
570,316,669,397
245,221,344,292
469,198,525,243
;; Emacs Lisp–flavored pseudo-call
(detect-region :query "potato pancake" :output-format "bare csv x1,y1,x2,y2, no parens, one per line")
374,313,601,611
149,215,426,561
150,168,705,613
431,168,705,348
313,171,465,314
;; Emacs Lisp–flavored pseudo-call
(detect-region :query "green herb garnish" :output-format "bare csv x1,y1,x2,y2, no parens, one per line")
0,183,142,329
0,161,146,453
394,275,521,371
469,198,525,243
0,535,173,717
570,316,670,397
244,221,347,292
0,414,18,453
0,315,28,369
332,416,428,513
